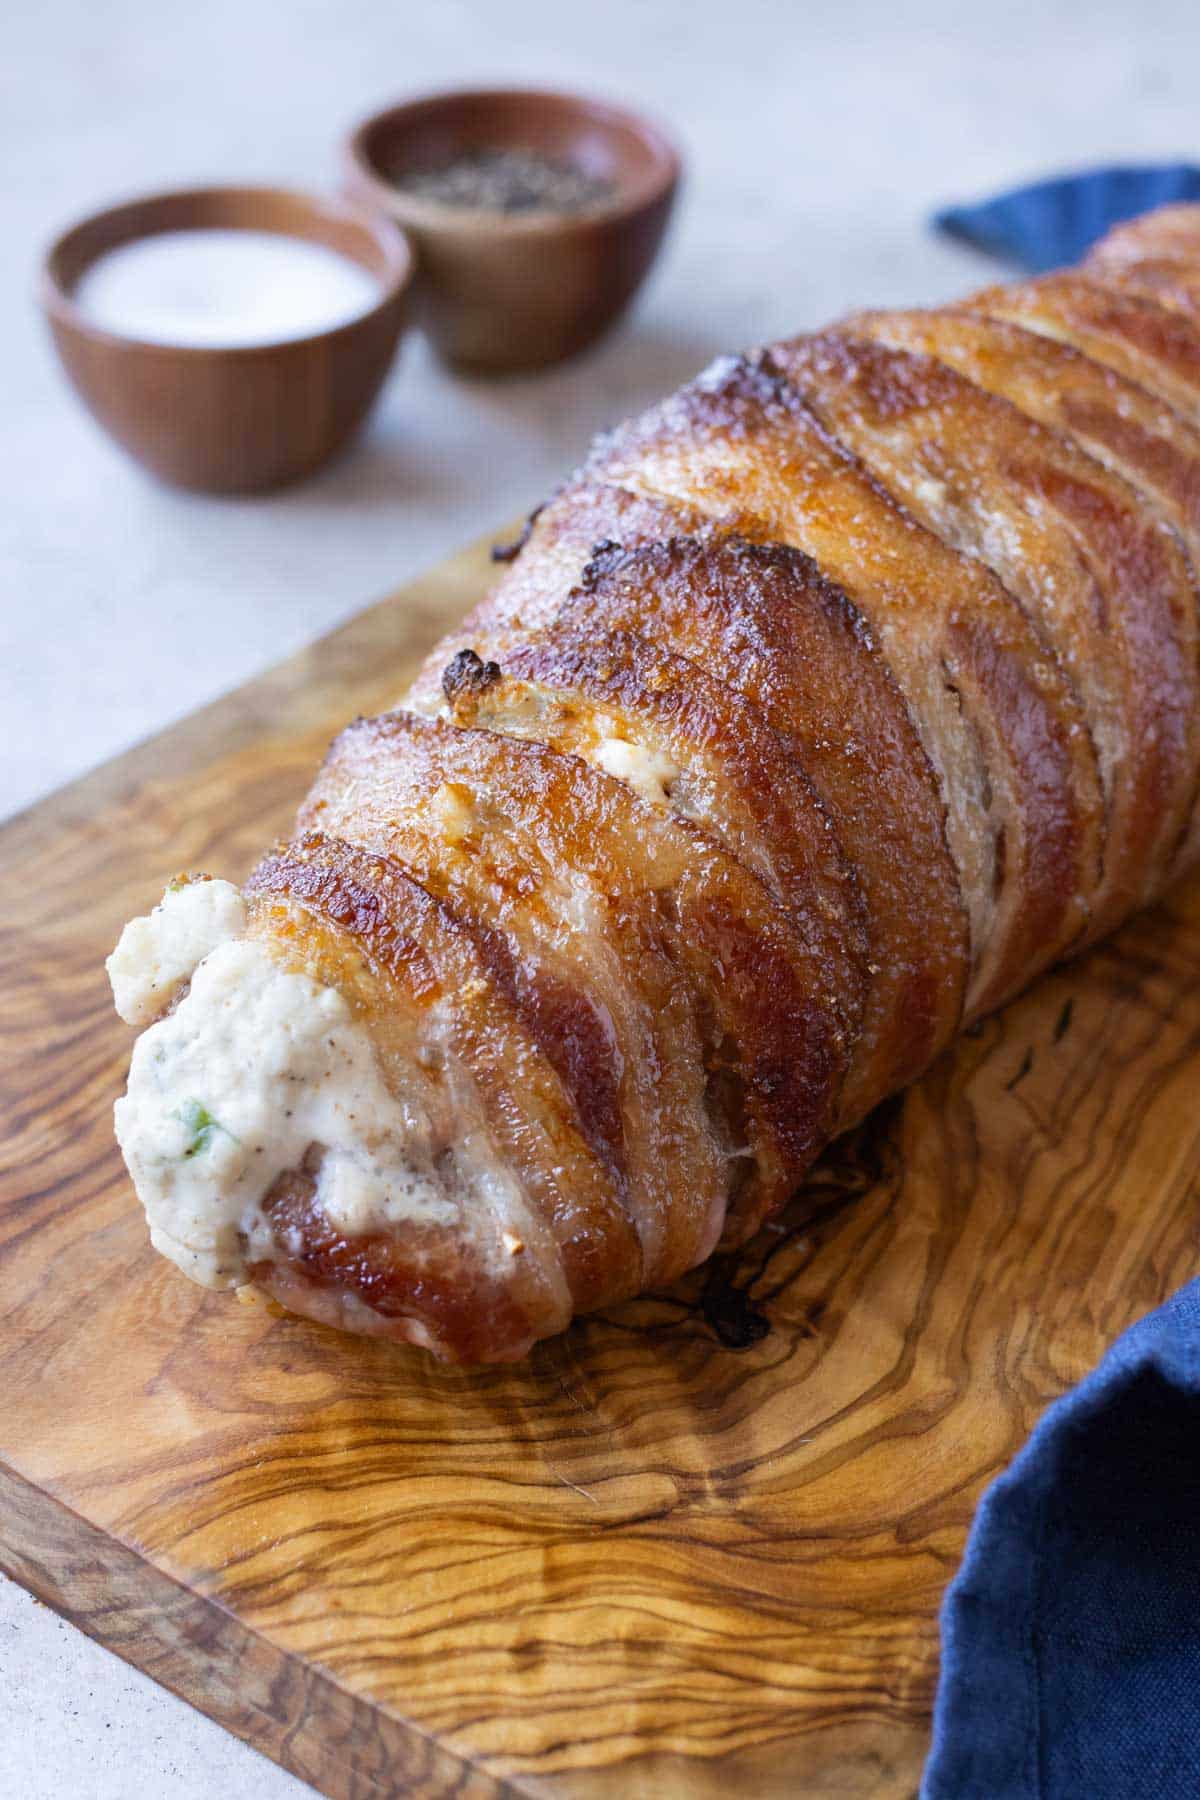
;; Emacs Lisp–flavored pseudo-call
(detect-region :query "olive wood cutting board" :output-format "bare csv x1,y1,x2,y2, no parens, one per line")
3,523,1200,1800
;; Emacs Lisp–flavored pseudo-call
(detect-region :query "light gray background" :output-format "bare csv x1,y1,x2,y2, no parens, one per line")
3,0,1199,1792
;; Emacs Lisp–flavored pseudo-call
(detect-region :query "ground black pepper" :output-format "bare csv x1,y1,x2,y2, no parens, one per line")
393,148,617,215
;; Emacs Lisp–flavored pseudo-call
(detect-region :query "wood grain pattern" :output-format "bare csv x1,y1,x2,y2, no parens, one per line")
2,523,1199,1799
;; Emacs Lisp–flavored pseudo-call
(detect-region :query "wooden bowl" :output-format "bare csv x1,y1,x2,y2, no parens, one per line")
40,187,415,494
344,88,681,373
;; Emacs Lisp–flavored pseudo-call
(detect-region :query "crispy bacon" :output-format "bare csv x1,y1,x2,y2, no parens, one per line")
769,328,1197,929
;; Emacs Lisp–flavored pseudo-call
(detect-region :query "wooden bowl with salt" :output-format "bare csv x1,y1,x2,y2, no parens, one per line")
40,187,414,494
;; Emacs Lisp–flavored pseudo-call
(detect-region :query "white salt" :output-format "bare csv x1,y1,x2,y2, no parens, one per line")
74,229,381,347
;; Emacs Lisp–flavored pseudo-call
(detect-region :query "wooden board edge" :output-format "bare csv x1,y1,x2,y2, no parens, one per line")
0,1459,530,1800
0,516,518,867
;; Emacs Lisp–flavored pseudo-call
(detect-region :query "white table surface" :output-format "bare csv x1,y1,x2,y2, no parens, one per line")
4,0,1199,1791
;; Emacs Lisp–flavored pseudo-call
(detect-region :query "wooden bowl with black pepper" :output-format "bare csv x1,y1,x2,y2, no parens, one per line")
344,88,681,374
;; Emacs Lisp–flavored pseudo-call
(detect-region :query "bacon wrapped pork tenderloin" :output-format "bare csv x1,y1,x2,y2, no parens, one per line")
109,206,1200,1361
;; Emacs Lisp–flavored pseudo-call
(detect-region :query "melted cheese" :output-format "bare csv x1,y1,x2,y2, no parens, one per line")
113,937,457,1289
106,877,247,1025
593,735,680,807
432,779,478,845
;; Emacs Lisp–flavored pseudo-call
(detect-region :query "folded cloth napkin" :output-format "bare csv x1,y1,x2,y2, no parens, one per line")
922,1277,1200,1798
934,164,1200,272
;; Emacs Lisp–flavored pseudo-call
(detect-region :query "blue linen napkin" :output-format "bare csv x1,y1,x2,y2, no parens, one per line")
933,164,1200,272
922,1278,1200,1798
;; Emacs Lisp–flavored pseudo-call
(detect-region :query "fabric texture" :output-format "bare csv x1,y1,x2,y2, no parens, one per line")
922,1278,1200,1798
934,164,1200,271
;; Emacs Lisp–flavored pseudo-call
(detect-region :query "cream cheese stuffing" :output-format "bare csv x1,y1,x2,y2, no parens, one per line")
109,881,457,1290
106,876,247,1027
